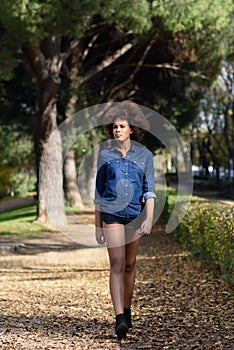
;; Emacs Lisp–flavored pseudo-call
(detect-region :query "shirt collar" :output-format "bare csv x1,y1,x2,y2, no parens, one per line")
110,141,138,154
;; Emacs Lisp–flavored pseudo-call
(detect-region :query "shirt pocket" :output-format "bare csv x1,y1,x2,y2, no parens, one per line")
107,159,120,168
131,160,145,171
106,159,121,178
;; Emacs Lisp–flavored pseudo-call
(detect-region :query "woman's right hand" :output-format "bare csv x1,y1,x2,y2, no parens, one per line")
95,227,105,245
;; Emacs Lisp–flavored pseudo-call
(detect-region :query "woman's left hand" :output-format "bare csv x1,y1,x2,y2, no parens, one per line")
139,218,153,235
95,227,106,245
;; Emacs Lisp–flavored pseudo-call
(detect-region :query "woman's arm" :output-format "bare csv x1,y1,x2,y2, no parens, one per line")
95,204,102,227
140,198,155,235
95,204,105,244
145,197,155,225
94,151,106,245
142,152,156,202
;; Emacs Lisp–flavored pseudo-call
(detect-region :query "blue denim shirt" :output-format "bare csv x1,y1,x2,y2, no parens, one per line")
94,142,156,218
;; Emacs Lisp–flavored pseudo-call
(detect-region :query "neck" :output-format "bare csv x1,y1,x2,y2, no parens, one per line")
116,139,131,156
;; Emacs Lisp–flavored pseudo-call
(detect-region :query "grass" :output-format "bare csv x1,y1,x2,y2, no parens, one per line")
0,203,51,240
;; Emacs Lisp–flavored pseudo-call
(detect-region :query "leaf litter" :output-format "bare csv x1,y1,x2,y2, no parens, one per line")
0,220,233,349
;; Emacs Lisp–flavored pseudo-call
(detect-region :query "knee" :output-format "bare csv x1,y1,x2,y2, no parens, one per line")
125,261,136,273
111,257,125,273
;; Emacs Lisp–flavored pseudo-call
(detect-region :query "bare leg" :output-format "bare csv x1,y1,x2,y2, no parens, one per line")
103,223,125,315
124,235,140,308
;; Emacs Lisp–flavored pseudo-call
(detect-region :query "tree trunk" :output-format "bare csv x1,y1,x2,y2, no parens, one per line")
63,40,84,208
63,150,84,208
38,126,66,226
35,83,66,226
78,133,100,206
26,39,66,226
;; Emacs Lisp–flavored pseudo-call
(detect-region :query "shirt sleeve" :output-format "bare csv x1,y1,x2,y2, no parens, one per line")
94,151,106,204
142,152,156,202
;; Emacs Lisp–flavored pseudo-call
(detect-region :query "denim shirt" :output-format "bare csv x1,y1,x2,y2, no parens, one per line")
94,142,156,218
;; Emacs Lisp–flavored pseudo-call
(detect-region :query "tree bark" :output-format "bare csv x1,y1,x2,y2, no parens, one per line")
78,140,99,206
26,39,66,226
63,40,84,208
39,126,65,226
63,150,84,208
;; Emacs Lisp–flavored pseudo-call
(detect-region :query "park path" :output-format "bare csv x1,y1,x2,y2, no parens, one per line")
0,210,233,350
0,196,36,212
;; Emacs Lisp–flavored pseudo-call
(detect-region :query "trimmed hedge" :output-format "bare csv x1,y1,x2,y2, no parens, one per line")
162,188,234,285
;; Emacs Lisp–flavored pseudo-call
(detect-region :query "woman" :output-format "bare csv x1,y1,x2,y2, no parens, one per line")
94,101,156,339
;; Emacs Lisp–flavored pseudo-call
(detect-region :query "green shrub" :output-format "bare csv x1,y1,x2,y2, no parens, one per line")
0,124,36,197
163,188,234,285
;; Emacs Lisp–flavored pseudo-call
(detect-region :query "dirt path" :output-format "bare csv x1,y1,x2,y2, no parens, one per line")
0,218,233,350
0,196,36,212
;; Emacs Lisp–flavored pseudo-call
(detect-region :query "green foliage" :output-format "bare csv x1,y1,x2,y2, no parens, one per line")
159,186,176,221
0,124,36,197
0,0,233,202
101,0,152,34
178,202,234,285
163,188,234,285
152,0,234,61
1,0,233,79
0,0,153,79
0,0,102,79
2,0,102,39
74,128,106,160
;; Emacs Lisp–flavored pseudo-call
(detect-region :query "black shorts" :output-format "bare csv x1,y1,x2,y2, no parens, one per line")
101,212,144,229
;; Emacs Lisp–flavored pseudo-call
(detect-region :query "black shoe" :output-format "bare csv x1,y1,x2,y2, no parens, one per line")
124,308,132,329
115,313,128,339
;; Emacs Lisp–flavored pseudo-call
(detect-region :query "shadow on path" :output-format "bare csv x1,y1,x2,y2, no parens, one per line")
0,221,233,349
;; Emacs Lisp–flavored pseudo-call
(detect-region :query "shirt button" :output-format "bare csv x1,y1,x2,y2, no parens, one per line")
125,172,128,175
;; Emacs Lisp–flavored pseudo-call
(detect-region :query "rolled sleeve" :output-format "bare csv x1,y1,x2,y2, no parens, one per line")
142,152,156,201
94,197,101,205
143,191,156,201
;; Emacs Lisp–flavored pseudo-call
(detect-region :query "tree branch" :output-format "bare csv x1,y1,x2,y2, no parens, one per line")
25,41,48,82
78,41,135,86
104,33,159,100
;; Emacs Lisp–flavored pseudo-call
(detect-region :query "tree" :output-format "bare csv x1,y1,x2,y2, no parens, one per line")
59,0,234,202
0,0,233,224
192,62,234,180
0,0,152,225
82,1,233,109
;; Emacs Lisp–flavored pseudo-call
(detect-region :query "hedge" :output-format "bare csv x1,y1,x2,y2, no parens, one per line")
161,188,234,286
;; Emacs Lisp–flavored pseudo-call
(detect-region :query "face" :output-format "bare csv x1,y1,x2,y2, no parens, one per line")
113,118,133,141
